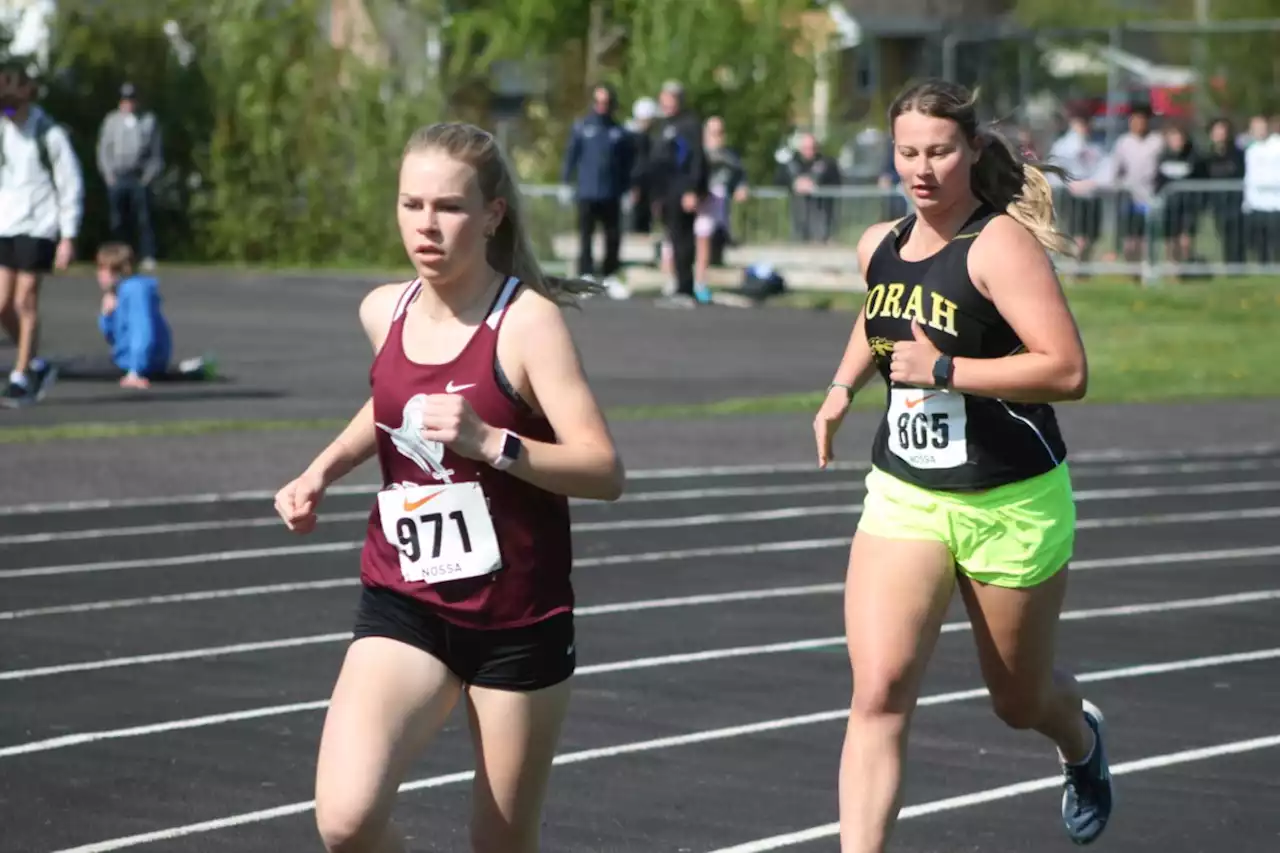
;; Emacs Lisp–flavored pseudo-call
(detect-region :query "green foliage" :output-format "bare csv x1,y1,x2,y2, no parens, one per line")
615,0,815,184
27,0,815,265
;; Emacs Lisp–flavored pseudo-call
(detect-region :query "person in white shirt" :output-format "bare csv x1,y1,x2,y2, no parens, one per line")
1242,115,1280,264
1046,113,1107,261
1108,105,1164,268
0,60,83,405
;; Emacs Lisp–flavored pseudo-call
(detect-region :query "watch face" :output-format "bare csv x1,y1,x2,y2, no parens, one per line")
503,432,523,460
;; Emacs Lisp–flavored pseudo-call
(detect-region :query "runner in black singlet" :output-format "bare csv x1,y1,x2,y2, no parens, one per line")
812,79,1113,851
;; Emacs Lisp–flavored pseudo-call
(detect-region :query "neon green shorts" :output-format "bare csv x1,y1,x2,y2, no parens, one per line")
857,463,1076,588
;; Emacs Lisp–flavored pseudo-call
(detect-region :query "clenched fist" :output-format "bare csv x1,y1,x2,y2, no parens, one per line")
889,319,943,388
274,469,326,534
419,394,497,462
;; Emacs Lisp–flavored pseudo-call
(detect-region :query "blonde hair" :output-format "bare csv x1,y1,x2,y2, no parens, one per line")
888,79,1076,258
95,242,135,275
402,122,601,305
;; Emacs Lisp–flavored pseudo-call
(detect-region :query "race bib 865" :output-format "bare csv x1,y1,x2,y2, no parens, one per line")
887,387,968,469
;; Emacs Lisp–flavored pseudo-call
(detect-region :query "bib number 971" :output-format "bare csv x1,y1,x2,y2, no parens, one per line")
378,482,501,584
396,511,472,563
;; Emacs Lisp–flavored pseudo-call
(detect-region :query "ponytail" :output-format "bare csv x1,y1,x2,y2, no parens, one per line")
485,171,602,307
971,129,1076,258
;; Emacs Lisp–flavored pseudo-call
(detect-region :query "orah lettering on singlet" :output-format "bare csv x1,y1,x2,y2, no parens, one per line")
863,282,958,338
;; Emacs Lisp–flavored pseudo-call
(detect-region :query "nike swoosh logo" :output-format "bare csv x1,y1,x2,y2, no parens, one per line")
403,491,443,512
445,381,475,394
905,394,936,409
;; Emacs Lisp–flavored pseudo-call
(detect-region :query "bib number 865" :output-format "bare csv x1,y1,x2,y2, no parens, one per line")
396,511,473,562
896,412,950,450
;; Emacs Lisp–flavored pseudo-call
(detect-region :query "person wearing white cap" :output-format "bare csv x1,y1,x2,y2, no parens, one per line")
627,97,658,236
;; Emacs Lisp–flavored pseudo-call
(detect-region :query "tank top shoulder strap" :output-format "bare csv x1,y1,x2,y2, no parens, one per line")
390,278,423,325
953,204,1001,241
483,276,521,332
866,214,914,274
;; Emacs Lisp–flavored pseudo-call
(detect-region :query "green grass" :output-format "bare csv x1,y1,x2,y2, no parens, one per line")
776,275,1280,404
2,276,1276,444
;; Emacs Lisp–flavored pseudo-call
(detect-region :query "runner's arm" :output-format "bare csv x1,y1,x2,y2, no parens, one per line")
486,292,624,502
956,216,1088,403
825,220,897,406
302,398,378,488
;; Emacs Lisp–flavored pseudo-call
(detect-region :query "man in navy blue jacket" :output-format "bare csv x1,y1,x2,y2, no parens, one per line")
561,84,633,298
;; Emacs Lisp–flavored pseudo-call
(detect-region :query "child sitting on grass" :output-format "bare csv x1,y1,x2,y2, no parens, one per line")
96,242,172,389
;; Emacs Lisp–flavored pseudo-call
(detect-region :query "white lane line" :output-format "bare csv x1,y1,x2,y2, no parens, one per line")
0,460,869,517
0,485,860,545
13,484,1280,547
0,580,848,622
6,525,1280,621
8,480,1280,581
6,442,1278,517
10,458,1280,546
5,585,1277,757
43,644,1280,853
706,732,1280,852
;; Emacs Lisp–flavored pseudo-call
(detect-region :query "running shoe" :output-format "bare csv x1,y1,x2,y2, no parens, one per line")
1061,699,1113,845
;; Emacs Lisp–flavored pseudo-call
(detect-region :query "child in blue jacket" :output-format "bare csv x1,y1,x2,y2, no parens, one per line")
95,242,172,389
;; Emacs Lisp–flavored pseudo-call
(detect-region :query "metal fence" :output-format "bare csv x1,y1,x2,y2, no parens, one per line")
521,182,1280,285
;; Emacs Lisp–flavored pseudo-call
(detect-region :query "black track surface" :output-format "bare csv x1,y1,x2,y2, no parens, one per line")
2,448,1279,853
2,271,1278,852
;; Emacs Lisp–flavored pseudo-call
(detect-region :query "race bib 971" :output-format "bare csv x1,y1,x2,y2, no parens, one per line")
887,387,967,469
377,482,501,584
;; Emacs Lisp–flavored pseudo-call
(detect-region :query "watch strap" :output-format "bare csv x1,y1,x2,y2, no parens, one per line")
932,355,955,389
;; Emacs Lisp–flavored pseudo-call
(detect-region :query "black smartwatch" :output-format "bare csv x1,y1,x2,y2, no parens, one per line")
932,355,955,389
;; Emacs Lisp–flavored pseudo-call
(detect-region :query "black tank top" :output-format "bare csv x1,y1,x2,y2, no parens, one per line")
863,206,1068,491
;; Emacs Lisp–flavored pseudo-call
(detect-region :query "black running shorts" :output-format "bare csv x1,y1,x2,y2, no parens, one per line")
0,236,57,274
352,585,576,691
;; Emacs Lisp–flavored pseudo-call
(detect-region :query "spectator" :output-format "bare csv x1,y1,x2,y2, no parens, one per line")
94,241,172,388
0,58,82,406
777,132,840,243
96,82,162,271
560,83,631,300
1046,113,1107,262
1200,117,1246,265
1242,114,1280,264
1153,124,1203,269
692,116,748,300
647,80,706,308
625,96,657,236
1108,105,1164,267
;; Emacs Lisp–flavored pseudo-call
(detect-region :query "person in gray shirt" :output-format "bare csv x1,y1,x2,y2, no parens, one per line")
1108,105,1164,266
96,82,163,269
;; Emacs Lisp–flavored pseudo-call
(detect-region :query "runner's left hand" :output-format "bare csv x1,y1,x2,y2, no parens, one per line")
889,319,943,387
419,394,495,462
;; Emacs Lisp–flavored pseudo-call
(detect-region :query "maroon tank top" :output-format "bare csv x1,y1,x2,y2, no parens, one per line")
359,276,574,629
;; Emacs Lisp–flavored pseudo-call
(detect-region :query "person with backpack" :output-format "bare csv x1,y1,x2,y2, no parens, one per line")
0,59,83,406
